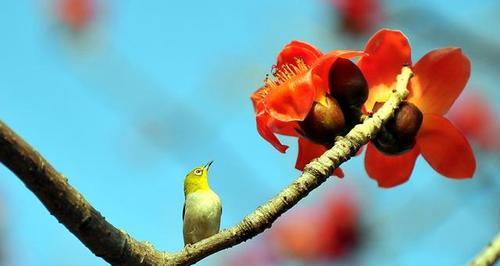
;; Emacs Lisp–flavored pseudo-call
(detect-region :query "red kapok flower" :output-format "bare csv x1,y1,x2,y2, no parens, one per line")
269,189,359,260
270,207,323,260
251,41,365,177
358,29,476,187
316,192,359,258
331,0,383,35
56,0,95,31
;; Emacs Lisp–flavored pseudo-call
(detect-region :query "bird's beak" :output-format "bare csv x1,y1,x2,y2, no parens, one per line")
204,161,213,171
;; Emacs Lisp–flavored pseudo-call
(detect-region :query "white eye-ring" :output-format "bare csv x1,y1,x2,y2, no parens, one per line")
194,169,203,176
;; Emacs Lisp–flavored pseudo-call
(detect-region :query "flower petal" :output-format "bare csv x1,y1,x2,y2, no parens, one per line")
256,114,289,153
296,138,344,178
364,142,419,188
265,71,316,122
409,48,471,115
333,167,345,178
357,29,412,111
417,114,475,178
277,40,323,68
296,137,327,170
250,86,266,115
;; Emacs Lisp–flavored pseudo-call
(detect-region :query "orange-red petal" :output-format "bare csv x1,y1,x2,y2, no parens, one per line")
364,142,419,188
250,86,266,115
256,114,289,153
270,118,300,137
265,71,316,122
409,48,471,115
296,138,343,178
417,114,475,178
358,29,412,111
277,41,323,68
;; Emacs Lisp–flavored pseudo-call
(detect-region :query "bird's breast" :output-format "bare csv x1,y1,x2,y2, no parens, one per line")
183,190,222,245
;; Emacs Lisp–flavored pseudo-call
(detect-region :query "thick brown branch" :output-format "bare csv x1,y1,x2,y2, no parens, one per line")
0,122,167,265
0,67,412,266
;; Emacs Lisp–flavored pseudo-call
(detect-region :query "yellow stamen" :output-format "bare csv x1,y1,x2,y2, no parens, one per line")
262,58,309,95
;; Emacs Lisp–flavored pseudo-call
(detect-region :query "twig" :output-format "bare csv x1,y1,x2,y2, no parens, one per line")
469,234,500,266
0,67,413,265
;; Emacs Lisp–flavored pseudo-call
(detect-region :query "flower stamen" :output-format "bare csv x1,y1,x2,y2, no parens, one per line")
263,58,309,93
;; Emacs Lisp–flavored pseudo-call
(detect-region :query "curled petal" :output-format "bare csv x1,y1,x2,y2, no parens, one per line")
364,142,419,188
295,138,343,178
265,71,316,122
417,114,475,178
250,86,266,115
277,40,323,68
256,114,289,153
358,29,412,111
270,118,300,137
409,48,471,115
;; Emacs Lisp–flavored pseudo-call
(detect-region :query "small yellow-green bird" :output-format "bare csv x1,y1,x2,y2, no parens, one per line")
183,161,222,245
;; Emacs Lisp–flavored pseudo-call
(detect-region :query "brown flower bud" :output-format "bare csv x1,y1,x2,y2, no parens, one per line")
372,101,423,154
299,95,346,146
329,58,368,108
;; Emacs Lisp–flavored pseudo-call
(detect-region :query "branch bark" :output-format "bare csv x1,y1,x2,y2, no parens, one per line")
0,67,412,265
469,234,500,266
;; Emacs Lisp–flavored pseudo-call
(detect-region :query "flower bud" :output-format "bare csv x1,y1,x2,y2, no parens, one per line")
299,95,346,146
329,58,368,108
372,101,423,154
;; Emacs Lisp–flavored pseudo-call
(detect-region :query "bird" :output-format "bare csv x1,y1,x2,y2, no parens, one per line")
183,161,222,245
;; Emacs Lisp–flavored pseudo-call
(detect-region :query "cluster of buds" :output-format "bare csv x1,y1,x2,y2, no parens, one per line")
371,101,423,154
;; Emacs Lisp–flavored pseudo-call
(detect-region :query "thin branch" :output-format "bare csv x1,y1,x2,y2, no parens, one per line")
469,234,500,266
0,67,412,265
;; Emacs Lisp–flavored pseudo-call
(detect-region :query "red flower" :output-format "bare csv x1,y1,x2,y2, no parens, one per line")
251,41,364,177
56,0,95,31
316,192,359,257
447,91,500,151
270,207,323,260
358,29,476,187
331,0,383,35
269,189,359,260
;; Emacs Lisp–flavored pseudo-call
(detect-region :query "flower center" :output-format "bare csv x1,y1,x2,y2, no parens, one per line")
260,58,309,97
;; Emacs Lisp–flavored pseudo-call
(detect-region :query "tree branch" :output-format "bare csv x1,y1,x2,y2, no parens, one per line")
0,67,412,265
469,234,500,266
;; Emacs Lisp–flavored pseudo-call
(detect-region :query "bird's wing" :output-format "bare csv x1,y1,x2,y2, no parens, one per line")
182,203,186,221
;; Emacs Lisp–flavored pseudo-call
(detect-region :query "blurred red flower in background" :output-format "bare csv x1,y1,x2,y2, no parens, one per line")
358,29,476,187
56,0,95,31
224,188,359,265
251,41,366,177
447,91,500,151
269,189,359,260
331,0,383,35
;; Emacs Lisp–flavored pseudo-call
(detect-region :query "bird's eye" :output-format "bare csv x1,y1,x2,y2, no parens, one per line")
194,169,203,176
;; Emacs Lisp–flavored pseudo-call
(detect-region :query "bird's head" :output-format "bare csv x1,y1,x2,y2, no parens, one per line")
184,161,213,196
